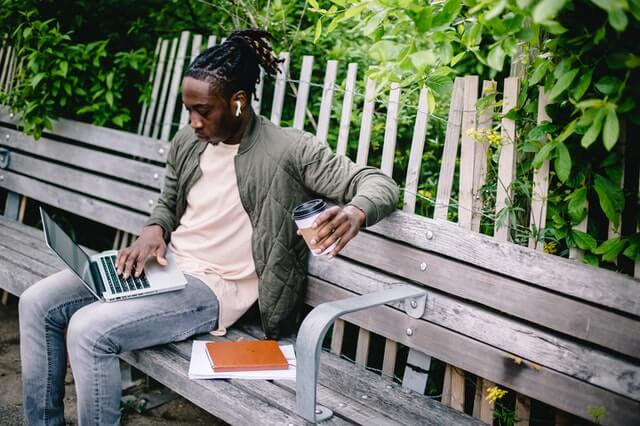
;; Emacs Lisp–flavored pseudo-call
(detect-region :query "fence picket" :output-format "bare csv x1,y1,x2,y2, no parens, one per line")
152,37,178,139
356,76,376,166
179,34,203,128
270,52,290,126
316,60,338,144
292,56,314,130
380,83,401,176
138,39,161,135
207,35,217,47
458,76,479,229
336,63,358,156
529,88,551,251
161,31,190,141
142,39,168,137
403,87,430,213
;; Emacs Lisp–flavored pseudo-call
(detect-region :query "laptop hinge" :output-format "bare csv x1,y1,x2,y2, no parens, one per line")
90,261,106,298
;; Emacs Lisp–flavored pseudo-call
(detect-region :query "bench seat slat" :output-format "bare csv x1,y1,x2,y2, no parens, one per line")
303,276,640,425
7,152,160,214
339,231,640,358
1,128,166,190
0,171,147,234
0,109,170,162
370,211,640,317
308,257,640,402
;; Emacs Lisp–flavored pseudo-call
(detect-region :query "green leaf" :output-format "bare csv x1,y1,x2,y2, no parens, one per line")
608,9,628,31
581,109,606,148
462,22,482,47
308,0,319,9
572,69,593,101
567,187,588,224
548,68,579,100
530,60,549,85
344,3,367,19
413,7,433,33
556,119,577,143
363,10,387,36
451,51,466,66
327,14,342,33
368,40,404,62
532,140,557,169
595,76,621,96
313,20,322,44
432,0,461,29
554,142,571,183
106,72,114,89
593,238,627,262
591,0,624,12
593,174,624,229
31,73,46,88
105,91,114,107
603,108,619,150
571,230,597,251
487,44,505,71
533,0,568,23
485,0,506,20
63,82,72,96
410,50,438,71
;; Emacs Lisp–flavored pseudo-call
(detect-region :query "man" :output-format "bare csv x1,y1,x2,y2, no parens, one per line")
19,29,398,425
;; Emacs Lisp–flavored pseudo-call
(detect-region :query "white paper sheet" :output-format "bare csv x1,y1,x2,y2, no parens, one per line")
188,340,296,381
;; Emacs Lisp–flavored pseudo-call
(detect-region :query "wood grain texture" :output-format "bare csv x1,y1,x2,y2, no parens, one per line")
402,87,429,213
457,75,479,229
434,77,464,220
442,365,465,412
472,377,495,423
316,60,338,144
292,56,314,130
303,277,640,425
356,75,376,166
494,77,520,241
270,52,290,126
336,63,358,157
337,231,640,357
515,393,531,426
308,256,640,401
381,83,401,177
330,319,345,355
367,211,640,317
382,339,397,377
355,328,370,366
529,87,551,251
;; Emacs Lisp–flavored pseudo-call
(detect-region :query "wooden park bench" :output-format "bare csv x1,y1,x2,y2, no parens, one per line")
1,32,640,425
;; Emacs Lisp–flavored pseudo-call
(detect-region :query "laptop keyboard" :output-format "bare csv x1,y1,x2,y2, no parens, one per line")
101,255,150,294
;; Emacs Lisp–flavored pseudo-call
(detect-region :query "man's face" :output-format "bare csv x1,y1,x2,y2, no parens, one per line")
182,77,235,144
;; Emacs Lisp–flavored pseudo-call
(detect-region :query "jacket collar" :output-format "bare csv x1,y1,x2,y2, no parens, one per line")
237,108,260,155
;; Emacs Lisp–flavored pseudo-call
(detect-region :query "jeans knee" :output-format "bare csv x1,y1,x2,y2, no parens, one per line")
67,313,116,362
19,282,48,321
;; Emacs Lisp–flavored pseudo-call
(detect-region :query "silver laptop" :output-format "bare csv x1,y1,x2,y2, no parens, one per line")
40,207,186,302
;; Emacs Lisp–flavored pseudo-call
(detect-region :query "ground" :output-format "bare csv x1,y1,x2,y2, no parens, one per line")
0,298,226,425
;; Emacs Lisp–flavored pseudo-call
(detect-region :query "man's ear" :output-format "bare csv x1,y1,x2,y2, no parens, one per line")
230,91,249,110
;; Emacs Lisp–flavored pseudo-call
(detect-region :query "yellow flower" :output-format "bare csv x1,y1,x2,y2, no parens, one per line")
466,128,475,137
485,386,508,403
544,241,558,254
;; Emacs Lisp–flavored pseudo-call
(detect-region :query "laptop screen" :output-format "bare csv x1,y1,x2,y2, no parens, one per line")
39,208,101,298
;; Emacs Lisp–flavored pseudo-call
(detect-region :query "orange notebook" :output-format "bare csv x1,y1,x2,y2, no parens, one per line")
204,340,289,372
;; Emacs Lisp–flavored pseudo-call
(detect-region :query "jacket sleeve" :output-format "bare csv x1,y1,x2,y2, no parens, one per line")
145,137,180,241
293,133,399,227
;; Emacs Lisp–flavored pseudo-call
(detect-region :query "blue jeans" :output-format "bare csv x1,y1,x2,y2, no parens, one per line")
19,269,219,426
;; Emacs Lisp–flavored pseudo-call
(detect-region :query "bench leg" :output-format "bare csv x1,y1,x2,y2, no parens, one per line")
296,284,427,423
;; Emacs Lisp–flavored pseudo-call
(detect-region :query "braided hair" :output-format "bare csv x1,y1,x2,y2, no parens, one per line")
184,29,282,100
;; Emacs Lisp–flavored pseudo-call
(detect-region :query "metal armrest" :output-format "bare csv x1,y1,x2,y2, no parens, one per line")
295,284,427,422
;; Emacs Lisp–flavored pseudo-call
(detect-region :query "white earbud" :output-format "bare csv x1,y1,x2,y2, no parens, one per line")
235,101,242,117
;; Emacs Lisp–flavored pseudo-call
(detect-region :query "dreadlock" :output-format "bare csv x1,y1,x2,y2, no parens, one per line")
184,29,282,101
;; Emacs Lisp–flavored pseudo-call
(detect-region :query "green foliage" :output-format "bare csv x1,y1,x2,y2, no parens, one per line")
311,0,639,270
0,8,151,138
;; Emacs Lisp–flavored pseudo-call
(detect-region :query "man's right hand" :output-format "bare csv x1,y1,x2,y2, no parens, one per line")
116,225,167,278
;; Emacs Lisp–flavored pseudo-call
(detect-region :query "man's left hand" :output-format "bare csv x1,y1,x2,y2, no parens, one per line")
296,205,365,257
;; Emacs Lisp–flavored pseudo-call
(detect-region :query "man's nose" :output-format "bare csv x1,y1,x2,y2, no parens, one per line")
189,111,203,129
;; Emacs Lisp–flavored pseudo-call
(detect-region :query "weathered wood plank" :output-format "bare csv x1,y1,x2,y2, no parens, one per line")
381,339,397,377
529,87,551,251
442,365,465,412
356,75,376,166
355,328,370,366
472,377,495,423
161,31,190,141
380,83,401,176
270,52,290,126
434,77,464,220
367,211,640,317
0,109,170,162
152,37,178,139
179,34,203,128
515,393,531,426
293,56,314,130
494,77,520,240
403,87,429,213
0,127,166,189
330,319,345,355
457,75,479,229
142,39,169,137
138,38,162,135
308,256,640,401
337,231,639,357
0,45,11,90
336,63,358,157
207,35,217,48
303,276,640,425
0,171,147,234
6,152,159,214
316,60,338,144
401,348,430,393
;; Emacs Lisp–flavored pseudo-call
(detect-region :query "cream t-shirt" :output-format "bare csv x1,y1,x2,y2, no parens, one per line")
168,142,258,335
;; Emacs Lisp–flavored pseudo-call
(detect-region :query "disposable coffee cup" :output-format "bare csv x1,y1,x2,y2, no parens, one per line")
292,199,338,256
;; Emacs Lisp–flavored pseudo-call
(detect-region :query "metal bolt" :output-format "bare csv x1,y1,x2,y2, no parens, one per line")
153,173,159,180
406,328,413,336
5,134,9,140
148,199,154,206
315,409,322,414
386,385,392,389
338,403,345,407
420,262,427,271
0,175,4,181
361,395,368,400
425,230,433,240
9,113,14,118
410,300,418,309
158,148,165,155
